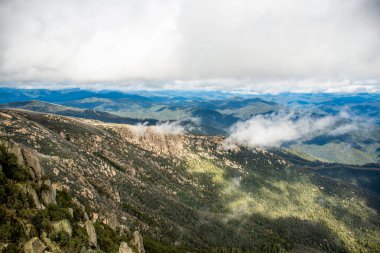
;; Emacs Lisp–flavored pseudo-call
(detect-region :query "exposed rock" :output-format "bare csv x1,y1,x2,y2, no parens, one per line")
25,224,36,238
73,198,89,220
40,180,57,206
130,231,145,253
22,149,44,181
27,185,45,210
0,140,25,166
23,237,46,253
119,242,133,253
101,212,119,231
85,221,98,249
51,220,72,237
68,208,74,217
41,232,63,253
91,213,98,222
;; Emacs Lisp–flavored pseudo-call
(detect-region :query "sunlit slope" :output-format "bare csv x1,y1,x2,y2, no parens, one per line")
0,109,379,252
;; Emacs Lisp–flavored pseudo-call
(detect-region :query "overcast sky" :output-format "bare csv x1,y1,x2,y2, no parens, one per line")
0,0,379,92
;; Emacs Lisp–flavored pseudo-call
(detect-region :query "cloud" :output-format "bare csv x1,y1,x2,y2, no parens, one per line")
0,0,379,91
154,121,185,135
225,111,362,148
129,122,149,136
129,121,184,136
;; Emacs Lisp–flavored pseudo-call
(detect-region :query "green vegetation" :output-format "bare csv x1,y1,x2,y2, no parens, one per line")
0,146,34,250
1,108,380,253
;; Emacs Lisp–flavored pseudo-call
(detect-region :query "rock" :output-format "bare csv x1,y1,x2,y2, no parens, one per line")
27,186,45,210
101,212,119,231
40,180,57,206
0,140,23,166
91,213,98,222
23,237,46,253
22,149,44,181
41,232,63,253
85,221,98,249
73,198,89,220
9,144,25,167
51,220,72,237
119,242,133,253
130,231,145,253
0,141,28,169
68,208,74,217
24,224,36,238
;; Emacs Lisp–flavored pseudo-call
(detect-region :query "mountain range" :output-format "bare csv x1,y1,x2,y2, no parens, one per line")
0,88,379,165
0,107,379,252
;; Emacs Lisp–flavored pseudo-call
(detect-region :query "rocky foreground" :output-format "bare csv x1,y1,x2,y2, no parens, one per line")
0,109,380,252
0,139,145,253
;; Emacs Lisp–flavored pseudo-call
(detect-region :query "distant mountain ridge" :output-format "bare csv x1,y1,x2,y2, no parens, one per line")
1,88,379,165
0,100,158,125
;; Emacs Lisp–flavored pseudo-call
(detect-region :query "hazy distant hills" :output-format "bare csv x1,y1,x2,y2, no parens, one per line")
0,100,158,125
1,88,379,165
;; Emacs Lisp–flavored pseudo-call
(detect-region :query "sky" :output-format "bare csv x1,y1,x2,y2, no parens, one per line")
0,0,380,92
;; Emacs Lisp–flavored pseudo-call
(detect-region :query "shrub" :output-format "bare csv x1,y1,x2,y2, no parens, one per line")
0,146,29,182
47,204,72,221
94,222,120,253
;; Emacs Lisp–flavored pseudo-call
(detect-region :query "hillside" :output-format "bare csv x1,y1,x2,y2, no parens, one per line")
0,109,379,252
0,139,145,252
1,89,379,165
0,101,158,125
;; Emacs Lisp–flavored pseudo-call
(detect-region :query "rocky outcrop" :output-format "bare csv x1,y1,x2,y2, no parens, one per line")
101,212,119,231
0,140,24,166
41,232,63,253
0,140,45,182
24,224,36,238
130,231,145,253
51,220,72,237
85,221,98,249
22,149,44,181
28,186,45,210
40,180,57,206
119,242,133,253
19,184,45,210
23,237,46,253
73,198,89,221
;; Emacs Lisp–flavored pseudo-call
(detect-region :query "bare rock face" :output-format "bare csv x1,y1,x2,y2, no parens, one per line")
22,149,44,181
23,237,46,253
73,198,89,220
51,220,72,237
41,232,63,253
119,242,133,253
24,224,36,238
130,231,145,253
40,180,57,206
101,212,119,231
22,184,45,210
85,221,98,249
9,144,25,167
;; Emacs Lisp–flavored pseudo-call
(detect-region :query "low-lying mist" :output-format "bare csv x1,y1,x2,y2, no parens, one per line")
225,110,366,148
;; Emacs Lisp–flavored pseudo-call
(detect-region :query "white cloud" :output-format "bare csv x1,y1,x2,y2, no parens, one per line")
154,121,185,135
129,122,149,136
225,111,362,148
129,121,184,136
0,0,379,91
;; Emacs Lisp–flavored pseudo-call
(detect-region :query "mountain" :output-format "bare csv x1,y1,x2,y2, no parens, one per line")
0,100,158,125
0,141,145,253
0,108,379,252
0,89,379,165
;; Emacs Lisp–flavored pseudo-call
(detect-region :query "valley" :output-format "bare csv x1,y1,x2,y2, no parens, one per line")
0,108,379,252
